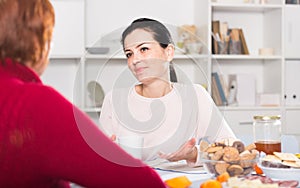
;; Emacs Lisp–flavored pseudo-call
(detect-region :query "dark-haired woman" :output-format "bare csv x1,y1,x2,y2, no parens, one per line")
100,18,236,165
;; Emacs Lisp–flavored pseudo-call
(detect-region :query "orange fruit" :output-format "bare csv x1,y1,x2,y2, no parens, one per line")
200,179,222,188
164,175,192,188
254,164,263,175
216,172,230,183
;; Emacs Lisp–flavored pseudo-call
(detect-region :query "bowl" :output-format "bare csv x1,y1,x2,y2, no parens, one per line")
258,164,300,182
199,138,259,177
200,151,258,177
85,47,109,54
258,156,300,182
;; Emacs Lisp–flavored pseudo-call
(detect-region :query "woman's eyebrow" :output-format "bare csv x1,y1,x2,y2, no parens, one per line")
125,41,156,52
125,41,156,51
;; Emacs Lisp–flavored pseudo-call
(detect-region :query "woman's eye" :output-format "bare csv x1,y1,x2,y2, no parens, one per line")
125,53,132,58
140,47,149,52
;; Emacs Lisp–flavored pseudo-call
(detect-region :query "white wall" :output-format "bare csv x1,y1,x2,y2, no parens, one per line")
85,0,195,46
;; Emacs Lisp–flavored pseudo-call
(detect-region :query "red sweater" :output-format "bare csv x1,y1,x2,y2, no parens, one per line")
0,59,165,188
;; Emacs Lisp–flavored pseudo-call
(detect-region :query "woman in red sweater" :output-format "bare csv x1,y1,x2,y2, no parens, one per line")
0,0,165,187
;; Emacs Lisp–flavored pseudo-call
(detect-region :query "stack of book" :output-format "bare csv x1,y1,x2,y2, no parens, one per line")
211,20,249,55
211,72,228,106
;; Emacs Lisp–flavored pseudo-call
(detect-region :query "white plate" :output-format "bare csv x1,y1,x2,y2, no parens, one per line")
87,80,105,107
258,164,300,182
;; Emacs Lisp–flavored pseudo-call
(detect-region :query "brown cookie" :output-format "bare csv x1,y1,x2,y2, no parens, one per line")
211,149,224,161
245,143,256,151
232,141,245,153
227,165,244,176
206,146,223,153
215,162,230,175
223,147,240,162
239,153,256,168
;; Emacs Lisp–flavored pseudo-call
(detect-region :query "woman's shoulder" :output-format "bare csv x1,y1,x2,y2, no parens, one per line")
22,83,74,112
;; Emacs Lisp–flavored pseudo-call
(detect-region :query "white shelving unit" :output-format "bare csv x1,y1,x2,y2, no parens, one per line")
43,0,300,142
283,3,300,137
195,0,300,142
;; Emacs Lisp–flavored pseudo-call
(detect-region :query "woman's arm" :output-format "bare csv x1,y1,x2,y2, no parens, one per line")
29,86,165,188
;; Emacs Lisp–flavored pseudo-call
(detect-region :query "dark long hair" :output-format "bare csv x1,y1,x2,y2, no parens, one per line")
121,18,177,82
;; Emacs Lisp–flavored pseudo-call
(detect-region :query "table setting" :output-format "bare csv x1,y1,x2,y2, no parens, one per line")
146,137,300,188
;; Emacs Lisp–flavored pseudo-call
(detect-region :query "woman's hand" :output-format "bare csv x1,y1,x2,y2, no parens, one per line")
158,138,198,163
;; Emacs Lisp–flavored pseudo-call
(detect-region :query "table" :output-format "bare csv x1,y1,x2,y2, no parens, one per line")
147,159,212,188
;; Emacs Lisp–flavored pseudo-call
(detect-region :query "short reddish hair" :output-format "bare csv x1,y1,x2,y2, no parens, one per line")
0,0,55,66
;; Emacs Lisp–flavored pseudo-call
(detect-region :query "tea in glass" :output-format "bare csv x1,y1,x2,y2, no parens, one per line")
253,115,281,155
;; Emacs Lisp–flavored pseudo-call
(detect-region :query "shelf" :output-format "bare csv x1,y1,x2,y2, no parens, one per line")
174,54,209,59
285,4,300,7
81,107,102,112
211,3,283,12
218,106,281,111
50,55,83,59
212,55,282,60
285,57,300,60
85,54,125,59
85,53,208,60
285,106,300,110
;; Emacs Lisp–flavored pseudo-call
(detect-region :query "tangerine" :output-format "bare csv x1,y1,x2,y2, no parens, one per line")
216,172,230,183
200,179,222,188
164,175,192,188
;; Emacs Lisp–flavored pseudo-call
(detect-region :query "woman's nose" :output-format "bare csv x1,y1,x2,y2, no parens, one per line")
132,52,142,65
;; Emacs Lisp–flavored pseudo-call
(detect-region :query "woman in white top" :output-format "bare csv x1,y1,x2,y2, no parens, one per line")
99,18,235,165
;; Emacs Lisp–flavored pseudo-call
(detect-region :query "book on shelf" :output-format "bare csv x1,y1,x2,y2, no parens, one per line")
229,28,241,54
212,72,228,106
211,75,222,106
219,74,229,100
211,20,220,54
239,29,249,55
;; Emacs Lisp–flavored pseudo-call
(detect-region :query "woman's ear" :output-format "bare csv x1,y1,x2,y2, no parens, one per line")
166,44,175,62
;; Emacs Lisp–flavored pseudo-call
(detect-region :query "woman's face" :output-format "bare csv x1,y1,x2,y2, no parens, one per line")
124,29,174,83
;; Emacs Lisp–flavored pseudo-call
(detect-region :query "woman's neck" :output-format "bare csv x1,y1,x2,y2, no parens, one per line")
137,81,173,98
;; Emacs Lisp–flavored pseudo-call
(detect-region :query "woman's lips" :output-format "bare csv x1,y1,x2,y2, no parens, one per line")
135,67,146,75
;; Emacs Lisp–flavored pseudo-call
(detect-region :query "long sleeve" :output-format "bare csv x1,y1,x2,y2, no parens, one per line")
2,85,165,187
33,87,165,188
